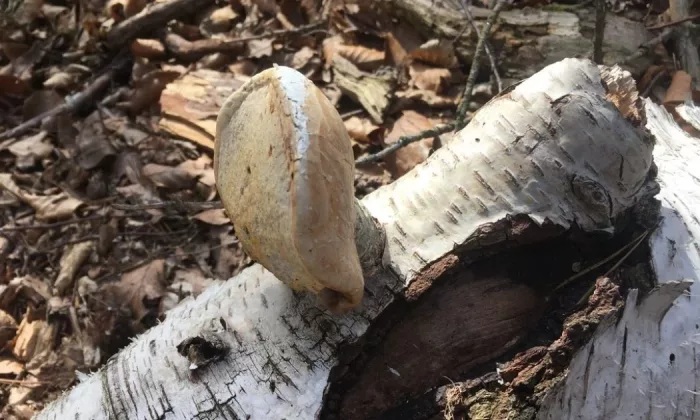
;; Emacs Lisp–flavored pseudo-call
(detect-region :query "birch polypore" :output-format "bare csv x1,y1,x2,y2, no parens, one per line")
214,66,365,312
35,59,660,420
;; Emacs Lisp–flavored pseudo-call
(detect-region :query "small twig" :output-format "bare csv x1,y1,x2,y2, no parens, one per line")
0,214,111,233
641,70,667,97
355,1,506,165
460,1,503,92
355,123,456,165
0,53,129,142
554,229,651,293
575,229,652,306
647,13,700,30
106,0,215,48
164,21,326,61
340,109,365,120
455,0,506,131
593,0,606,64
620,28,675,65
111,200,223,212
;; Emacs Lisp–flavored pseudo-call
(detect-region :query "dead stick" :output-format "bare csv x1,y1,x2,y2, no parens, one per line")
106,0,215,49
0,54,129,141
454,0,506,131
111,200,223,212
620,28,675,65
593,0,606,64
460,2,503,92
355,123,455,165
356,1,506,165
647,13,700,30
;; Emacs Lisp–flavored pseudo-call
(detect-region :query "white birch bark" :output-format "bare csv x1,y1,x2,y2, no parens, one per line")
36,58,658,420
537,100,700,420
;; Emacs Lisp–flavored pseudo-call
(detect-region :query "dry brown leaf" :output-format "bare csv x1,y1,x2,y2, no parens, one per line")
0,310,18,348
128,69,182,114
74,112,117,170
0,276,52,309
344,116,384,144
142,163,197,191
0,174,83,221
228,60,257,80
395,88,459,108
664,70,692,106
54,242,93,295
43,71,79,90
193,208,230,225
130,39,166,59
408,62,451,93
409,39,458,68
8,381,37,406
102,259,167,321
7,131,53,170
290,46,317,70
13,316,56,362
322,35,344,67
247,38,273,58
0,358,23,376
383,110,435,178
159,70,245,150
0,75,29,96
384,32,408,66
335,44,385,71
200,5,240,34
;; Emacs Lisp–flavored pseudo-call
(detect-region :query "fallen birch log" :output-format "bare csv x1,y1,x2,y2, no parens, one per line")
36,58,671,419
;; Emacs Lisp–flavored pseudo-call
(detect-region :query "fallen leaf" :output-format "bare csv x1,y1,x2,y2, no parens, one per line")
54,242,93,295
0,358,23,376
289,46,317,70
395,88,459,108
200,5,240,34
228,60,257,80
159,70,245,150
7,131,53,169
383,110,435,178
13,315,56,362
102,259,167,321
332,55,395,123
74,112,117,170
408,62,452,93
247,38,273,58
129,69,183,114
0,310,18,348
43,70,80,90
193,208,230,225
384,32,408,66
0,174,84,221
142,163,197,191
344,116,384,144
0,276,52,309
130,39,166,58
335,44,385,71
409,39,458,68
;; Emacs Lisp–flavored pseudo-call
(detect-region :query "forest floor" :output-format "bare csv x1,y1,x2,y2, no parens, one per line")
0,0,697,417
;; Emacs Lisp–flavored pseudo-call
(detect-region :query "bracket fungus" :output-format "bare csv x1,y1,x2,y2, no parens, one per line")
214,65,365,313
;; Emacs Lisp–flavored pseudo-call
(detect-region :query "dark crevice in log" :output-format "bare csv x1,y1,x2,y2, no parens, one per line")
321,200,660,420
